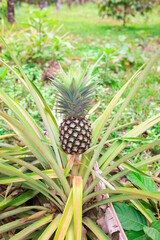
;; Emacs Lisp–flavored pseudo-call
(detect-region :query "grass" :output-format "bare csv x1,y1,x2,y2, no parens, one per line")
50,3,160,38
16,2,160,39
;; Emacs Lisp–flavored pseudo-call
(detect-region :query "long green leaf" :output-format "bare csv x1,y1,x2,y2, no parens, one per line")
0,112,52,169
100,114,160,170
0,162,62,209
99,139,160,174
73,176,83,240
83,193,156,214
0,89,45,141
38,214,62,240
0,133,16,140
65,220,75,240
0,190,37,211
0,218,34,234
54,189,73,240
0,169,62,184
83,187,160,206
0,206,49,220
92,66,142,144
130,199,156,223
107,155,160,184
30,81,63,167
83,217,110,240
9,215,53,240
0,153,66,202
0,45,62,167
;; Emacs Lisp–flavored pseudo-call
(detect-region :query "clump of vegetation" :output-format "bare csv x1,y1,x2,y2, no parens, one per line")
0,0,7,20
1,8,72,65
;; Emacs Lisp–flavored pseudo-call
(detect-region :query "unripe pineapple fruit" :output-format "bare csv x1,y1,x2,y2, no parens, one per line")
59,117,92,154
52,66,96,155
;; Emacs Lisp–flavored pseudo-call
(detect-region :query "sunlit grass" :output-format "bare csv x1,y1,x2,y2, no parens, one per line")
16,2,160,40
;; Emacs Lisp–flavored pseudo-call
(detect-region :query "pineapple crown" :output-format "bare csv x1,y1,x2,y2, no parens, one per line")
52,65,97,118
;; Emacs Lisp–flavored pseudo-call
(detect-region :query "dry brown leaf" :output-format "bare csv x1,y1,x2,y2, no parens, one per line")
26,210,47,221
19,217,28,223
19,210,47,223
97,215,109,234
42,60,61,82
94,161,127,240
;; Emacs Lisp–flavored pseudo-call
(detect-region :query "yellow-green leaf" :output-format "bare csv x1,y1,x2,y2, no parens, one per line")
73,176,83,240
54,190,73,240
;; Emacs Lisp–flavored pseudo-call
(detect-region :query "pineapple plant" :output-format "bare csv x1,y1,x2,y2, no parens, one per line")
0,37,160,239
52,66,96,155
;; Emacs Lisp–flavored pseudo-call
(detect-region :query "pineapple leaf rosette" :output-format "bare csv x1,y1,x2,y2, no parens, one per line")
52,66,95,155
0,36,160,239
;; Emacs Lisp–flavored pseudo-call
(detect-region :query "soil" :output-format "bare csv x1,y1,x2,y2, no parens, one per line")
42,60,61,82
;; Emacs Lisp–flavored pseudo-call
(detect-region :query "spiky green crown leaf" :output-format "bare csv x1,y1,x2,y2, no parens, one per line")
52,65,97,118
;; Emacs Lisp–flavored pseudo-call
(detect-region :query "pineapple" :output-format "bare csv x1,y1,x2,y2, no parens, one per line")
52,66,96,155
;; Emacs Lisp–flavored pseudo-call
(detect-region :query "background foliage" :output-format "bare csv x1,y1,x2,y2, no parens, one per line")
98,0,158,25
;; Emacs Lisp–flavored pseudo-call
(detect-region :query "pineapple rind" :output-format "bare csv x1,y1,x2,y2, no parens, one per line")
59,117,92,154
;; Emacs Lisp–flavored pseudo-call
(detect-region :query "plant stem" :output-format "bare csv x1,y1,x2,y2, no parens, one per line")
72,155,80,176
39,18,42,68
123,1,127,26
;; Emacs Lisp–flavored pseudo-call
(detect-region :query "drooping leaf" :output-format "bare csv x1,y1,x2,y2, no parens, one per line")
0,206,49,221
83,217,110,240
9,215,53,240
0,162,62,209
0,218,33,234
83,187,160,214
0,190,38,211
107,154,160,184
